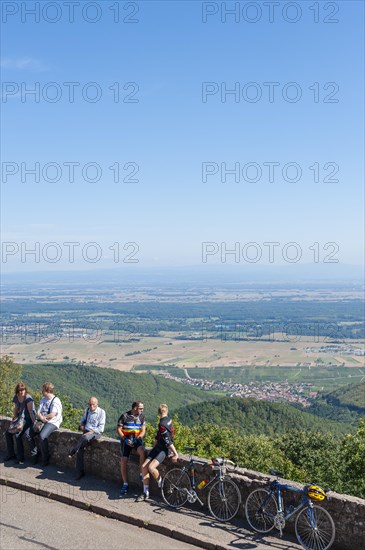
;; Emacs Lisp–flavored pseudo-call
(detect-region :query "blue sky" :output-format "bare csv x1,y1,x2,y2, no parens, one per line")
1,0,364,273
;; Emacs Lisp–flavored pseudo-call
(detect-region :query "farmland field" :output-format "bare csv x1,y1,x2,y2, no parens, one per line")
3,332,364,371
1,282,364,395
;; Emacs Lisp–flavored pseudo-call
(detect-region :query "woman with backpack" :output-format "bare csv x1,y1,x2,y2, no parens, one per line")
4,382,36,464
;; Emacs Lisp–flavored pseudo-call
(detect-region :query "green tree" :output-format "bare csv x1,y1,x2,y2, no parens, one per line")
59,395,84,430
278,430,342,490
0,355,22,416
144,420,157,447
340,419,365,498
173,415,196,451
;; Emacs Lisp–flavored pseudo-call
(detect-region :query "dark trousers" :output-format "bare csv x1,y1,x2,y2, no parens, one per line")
6,419,32,461
25,423,58,460
71,432,100,474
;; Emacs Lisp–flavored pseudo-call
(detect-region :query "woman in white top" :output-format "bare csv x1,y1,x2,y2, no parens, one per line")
25,382,63,467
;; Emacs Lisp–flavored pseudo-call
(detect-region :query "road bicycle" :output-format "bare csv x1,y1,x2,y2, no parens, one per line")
245,469,335,550
161,446,241,522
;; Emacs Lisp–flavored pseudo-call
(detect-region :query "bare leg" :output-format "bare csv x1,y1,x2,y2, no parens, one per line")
148,458,161,481
141,458,151,488
120,457,128,484
137,446,148,480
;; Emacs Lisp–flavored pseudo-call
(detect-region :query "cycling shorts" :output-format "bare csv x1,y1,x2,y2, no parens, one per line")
146,445,167,464
120,437,144,458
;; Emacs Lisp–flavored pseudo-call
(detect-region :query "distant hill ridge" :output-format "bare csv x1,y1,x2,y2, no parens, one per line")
321,381,365,412
307,381,365,426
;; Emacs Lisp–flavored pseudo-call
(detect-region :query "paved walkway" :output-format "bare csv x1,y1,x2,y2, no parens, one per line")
0,454,301,550
1,489,200,550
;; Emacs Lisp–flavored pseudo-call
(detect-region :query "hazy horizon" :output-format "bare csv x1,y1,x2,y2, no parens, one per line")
1,263,364,287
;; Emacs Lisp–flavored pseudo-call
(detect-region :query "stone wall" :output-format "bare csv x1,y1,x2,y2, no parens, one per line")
1,418,364,549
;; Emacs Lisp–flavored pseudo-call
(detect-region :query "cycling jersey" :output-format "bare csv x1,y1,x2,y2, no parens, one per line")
155,416,174,450
118,410,146,438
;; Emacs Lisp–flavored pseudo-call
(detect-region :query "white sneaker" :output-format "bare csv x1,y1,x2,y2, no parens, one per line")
135,491,149,502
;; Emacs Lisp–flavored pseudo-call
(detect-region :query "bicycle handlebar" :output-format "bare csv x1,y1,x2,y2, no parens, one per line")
211,457,238,470
184,446,197,453
181,448,240,470
269,469,284,477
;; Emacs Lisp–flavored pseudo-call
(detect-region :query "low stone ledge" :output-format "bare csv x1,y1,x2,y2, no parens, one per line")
1,417,364,550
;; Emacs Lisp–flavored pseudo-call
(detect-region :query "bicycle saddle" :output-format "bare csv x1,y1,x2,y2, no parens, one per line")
269,469,284,477
184,446,197,452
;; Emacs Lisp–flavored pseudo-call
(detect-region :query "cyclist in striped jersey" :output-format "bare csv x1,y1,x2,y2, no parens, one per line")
117,401,146,496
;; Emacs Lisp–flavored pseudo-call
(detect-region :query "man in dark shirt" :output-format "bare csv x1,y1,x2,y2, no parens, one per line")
136,403,178,502
117,400,146,496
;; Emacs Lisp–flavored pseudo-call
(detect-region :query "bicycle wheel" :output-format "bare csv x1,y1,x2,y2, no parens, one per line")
295,505,335,550
161,468,191,508
245,488,278,533
208,478,241,522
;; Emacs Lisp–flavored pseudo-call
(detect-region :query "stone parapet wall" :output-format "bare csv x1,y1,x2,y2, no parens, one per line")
1,418,364,549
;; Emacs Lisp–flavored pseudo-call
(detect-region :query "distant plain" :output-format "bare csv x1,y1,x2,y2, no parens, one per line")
1,285,364,394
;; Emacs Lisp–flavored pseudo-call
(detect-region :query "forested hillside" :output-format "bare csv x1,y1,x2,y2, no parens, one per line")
21,362,215,432
320,381,365,411
175,396,353,437
307,382,365,426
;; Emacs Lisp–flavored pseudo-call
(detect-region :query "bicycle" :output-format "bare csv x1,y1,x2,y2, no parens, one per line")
245,469,335,550
161,446,241,522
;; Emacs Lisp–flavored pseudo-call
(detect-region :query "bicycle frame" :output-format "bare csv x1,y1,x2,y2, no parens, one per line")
189,456,220,488
270,480,312,521
166,450,237,510
246,474,335,549
162,451,241,523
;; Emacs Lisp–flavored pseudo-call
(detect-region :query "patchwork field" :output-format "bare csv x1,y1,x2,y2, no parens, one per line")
2,284,364,393
3,331,364,372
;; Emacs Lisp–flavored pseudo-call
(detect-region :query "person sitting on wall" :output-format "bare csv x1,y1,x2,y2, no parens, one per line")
117,400,147,496
136,403,178,502
68,396,106,480
5,382,36,464
25,382,63,467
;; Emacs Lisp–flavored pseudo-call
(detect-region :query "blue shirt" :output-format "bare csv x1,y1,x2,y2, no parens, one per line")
80,407,106,434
